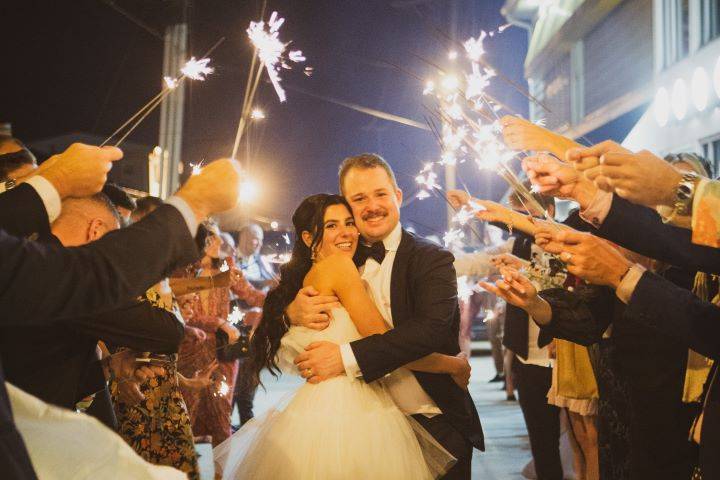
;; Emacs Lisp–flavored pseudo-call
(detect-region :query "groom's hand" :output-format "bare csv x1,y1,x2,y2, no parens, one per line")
294,341,344,384
285,286,340,330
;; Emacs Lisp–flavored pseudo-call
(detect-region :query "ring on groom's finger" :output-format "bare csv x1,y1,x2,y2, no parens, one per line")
305,368,313,377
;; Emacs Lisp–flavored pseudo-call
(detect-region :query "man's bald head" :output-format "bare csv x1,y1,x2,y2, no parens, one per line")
51,193,121,246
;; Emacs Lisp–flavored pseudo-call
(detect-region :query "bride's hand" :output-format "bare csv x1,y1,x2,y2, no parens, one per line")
451,352,471,391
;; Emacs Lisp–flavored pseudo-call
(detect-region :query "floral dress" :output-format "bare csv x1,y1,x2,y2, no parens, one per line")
110,288,200,480
176,265,236,447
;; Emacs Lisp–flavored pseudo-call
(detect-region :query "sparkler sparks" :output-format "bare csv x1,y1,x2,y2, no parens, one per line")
215,379,230,397
180,57,214,81
457,275,477,303
163,76,179,90
227,306,245,326
246,11,306,103
443,229,465,249
190,162,203,176
250,108,266,120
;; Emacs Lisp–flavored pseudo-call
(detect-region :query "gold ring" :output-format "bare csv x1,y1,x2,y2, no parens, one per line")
306,368,313,377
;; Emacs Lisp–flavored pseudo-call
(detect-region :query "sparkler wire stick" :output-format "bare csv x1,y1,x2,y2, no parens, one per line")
101,37,225,147
231,61,265,159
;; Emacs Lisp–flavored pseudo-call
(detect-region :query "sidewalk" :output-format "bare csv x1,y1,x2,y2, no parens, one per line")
202,356,532,479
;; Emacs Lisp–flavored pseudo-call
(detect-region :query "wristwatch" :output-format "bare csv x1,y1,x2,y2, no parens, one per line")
674,172,700,216
0,178,16,193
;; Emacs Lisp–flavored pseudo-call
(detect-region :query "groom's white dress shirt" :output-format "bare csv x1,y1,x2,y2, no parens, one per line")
340,222,441,417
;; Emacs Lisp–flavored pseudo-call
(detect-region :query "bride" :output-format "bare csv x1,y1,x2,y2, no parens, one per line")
214,193,470,479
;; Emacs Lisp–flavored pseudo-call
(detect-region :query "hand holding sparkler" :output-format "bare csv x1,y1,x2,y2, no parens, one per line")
447,189,542,236
534,230,633,289
501,115,579,159
490,253,526,270
34,143,123,199
175,158,242,222
565,140,630,173
522,154,600,209
479,268,552,325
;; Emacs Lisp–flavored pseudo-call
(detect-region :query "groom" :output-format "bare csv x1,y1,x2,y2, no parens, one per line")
290,153,483,479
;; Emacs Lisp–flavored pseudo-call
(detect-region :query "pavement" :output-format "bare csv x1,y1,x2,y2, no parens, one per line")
199,356,535,479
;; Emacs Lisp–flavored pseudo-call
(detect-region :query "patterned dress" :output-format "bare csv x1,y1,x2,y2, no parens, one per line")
110,288,200,480
176,266,238,447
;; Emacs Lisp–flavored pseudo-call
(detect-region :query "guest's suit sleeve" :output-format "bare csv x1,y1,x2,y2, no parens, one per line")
595,195,720,273
624,270,720,360
66,301,185,353
349,248,459,382
537,287,614,346
0,183,52,239
0,204,199,326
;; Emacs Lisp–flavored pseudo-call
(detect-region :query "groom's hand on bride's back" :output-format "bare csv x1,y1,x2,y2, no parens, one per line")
285,286,340,330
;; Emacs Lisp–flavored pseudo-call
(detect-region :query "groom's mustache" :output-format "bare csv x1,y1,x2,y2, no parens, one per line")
362,209,387,221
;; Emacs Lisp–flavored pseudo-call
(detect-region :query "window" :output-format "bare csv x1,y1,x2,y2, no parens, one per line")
662,0,690,68
701,0,720,46
702,136,720,177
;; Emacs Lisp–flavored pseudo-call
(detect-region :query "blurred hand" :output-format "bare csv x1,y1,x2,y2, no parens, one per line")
219,322,241,344
490,253,525,270
451,352,471,391
36,143,123,199
285,286,340,330
186,359,220,390
566,140,630,173
583,150,683,208
117,379,145,405
176,158,242,222
500,115,551,152
184,325,207,344
479,267,538,310
109,350,166,405
536,230,632,288
447,189,471,210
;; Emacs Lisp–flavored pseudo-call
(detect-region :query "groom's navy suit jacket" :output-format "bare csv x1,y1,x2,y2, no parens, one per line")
350,229,484,450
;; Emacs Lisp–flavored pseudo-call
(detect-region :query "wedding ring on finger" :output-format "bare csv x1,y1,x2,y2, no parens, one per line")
305,368,313,377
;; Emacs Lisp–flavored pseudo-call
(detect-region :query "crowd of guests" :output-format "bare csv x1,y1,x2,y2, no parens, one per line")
2,111,720,480
447,115,720,480
0,134,276,479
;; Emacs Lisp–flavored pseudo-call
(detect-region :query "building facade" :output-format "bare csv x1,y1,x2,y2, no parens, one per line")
503,0,720,170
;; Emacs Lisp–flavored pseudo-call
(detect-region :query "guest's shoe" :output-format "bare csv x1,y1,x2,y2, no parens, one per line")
488,373,504,383
506,393,517,401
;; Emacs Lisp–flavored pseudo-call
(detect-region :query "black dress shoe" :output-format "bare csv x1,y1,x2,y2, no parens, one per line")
488,373,505,383
506,393,517,401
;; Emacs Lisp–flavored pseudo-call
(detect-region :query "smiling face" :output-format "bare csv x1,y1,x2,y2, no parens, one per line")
342,166,402,243
303,203,359,261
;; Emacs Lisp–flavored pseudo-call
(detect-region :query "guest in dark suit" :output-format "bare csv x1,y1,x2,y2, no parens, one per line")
0,144,242,479
289,154,483,480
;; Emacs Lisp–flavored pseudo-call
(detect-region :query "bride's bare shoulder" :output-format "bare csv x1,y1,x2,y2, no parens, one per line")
305,254,358,289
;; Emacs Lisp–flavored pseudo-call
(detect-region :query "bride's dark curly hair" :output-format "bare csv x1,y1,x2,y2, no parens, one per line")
246,193,352,388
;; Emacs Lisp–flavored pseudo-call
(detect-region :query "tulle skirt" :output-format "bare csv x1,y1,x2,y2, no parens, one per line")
214,375,455,479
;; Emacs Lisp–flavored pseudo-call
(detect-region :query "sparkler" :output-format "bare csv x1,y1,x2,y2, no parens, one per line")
415,26,559,250
101,37,224,148
228,306,245,326
230,11,307,159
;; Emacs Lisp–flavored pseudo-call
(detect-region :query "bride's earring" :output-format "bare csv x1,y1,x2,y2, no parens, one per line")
311,250,317,262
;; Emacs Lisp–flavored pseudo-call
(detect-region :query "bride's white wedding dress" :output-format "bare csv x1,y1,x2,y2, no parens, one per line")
213,307,455,479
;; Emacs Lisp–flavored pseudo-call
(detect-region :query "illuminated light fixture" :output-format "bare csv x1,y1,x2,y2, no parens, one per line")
270,220,279,230
654,87,670,127
239,178,259,203
692,67,710,111
671,78,688,121
714,56,720,99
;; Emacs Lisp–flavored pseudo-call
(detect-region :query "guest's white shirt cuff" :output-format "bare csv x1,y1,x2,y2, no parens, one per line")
616,263,646,304
165,196,199,237
340,343,362,379
27,176,62,223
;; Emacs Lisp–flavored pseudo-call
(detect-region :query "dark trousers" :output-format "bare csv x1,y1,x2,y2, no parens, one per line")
513,360,563,480
232,359,257,426
413,413,473,480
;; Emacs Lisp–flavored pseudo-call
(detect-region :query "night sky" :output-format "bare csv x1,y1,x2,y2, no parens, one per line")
1,0,528,235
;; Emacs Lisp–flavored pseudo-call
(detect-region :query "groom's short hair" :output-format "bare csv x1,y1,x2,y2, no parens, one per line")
338,153,398,195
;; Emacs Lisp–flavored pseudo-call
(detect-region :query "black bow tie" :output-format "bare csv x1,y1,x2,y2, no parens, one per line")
356,242,386,265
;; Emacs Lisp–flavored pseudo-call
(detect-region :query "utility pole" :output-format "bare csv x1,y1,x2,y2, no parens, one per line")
158,1,188,198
